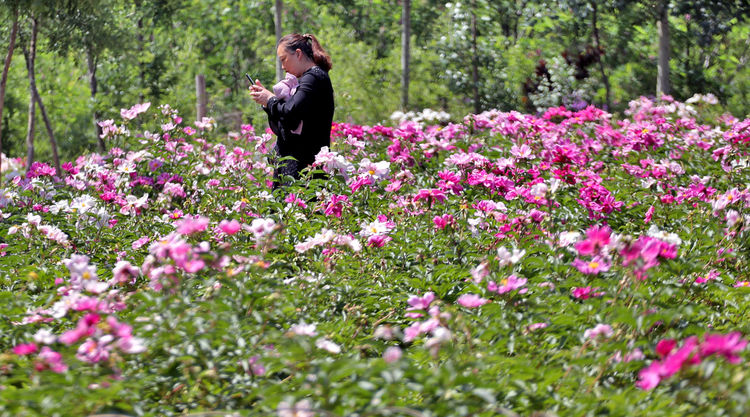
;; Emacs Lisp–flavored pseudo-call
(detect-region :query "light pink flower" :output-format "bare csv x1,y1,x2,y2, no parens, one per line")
112,261,140,285
457,294,489,308
289,323,317,337
120,102,150,120
76,337,112,363
383,346,402,363
527,322,548,331
175,215,209,235
572,256,611,275
584,324,613,340
37,347,68,373
132,236,150,250
488,275,527,295
315,338,341,354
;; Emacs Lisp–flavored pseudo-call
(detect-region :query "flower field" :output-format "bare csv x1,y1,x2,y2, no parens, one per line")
1,95,749,417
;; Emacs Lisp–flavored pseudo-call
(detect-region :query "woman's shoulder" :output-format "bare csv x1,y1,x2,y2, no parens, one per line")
301,66,330,82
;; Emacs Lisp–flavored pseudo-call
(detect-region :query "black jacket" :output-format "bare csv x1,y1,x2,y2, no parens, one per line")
264,66,334,170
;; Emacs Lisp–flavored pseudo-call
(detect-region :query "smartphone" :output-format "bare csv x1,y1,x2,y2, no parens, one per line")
245,73,253,83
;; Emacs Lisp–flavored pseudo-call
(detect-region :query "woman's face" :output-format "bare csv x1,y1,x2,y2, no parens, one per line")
277,45,305,78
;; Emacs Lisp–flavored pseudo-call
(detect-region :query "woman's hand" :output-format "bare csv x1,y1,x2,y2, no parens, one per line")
249,80,274,106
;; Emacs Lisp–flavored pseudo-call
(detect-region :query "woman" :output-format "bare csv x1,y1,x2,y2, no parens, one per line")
249,33,334,188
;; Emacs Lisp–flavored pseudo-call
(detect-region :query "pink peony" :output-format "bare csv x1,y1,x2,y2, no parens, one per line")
219,219,242,235
572,256,611,275
584,324,613,340
456,294,489,308
383,346,402,363
488,275,528,295
574,225,611,256
175,215,209,235
13,342,38,356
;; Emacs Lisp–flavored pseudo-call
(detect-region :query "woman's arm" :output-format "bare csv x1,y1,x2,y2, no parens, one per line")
265,74,317,131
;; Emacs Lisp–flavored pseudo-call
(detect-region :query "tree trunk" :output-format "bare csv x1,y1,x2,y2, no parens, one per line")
135,0,145,103
656,0,671,97
0,7,19,181
32,82,61,175
591,1,611,110
470,0,480,114
196,74,207,121
401,0,410,110
86,46,105,153
274,0,283,80
23,17,38,171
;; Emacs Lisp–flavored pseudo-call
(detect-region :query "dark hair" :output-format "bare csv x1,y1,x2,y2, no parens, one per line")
279,33,332,72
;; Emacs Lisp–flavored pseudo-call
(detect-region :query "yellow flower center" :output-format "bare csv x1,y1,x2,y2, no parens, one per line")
588,261,600,269
501,279,508,286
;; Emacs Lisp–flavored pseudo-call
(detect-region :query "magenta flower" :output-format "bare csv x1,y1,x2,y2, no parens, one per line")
219,219,242,235
694,269,720,284
699,332,748,364
348,175,374,192
644,205,655,223
433,214,455,230
323,195,349,218
284,193,308,209
574,225,611,256
457,294,489,308
367,235,392,248
636,361,662,390
59,313,100,345
413,188,446,205
571,286,605,299
655,339,677,357
636,333,747,390
13,342,38,356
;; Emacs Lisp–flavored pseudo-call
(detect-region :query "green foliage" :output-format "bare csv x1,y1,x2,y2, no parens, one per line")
0,0,748,164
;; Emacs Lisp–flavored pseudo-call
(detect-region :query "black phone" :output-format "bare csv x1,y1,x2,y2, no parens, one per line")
245,73,253,83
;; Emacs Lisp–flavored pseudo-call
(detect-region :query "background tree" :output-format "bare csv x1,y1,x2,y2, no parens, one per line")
401,0,410,110
0,0,748,168
44,0,126,154
0,2,20,178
